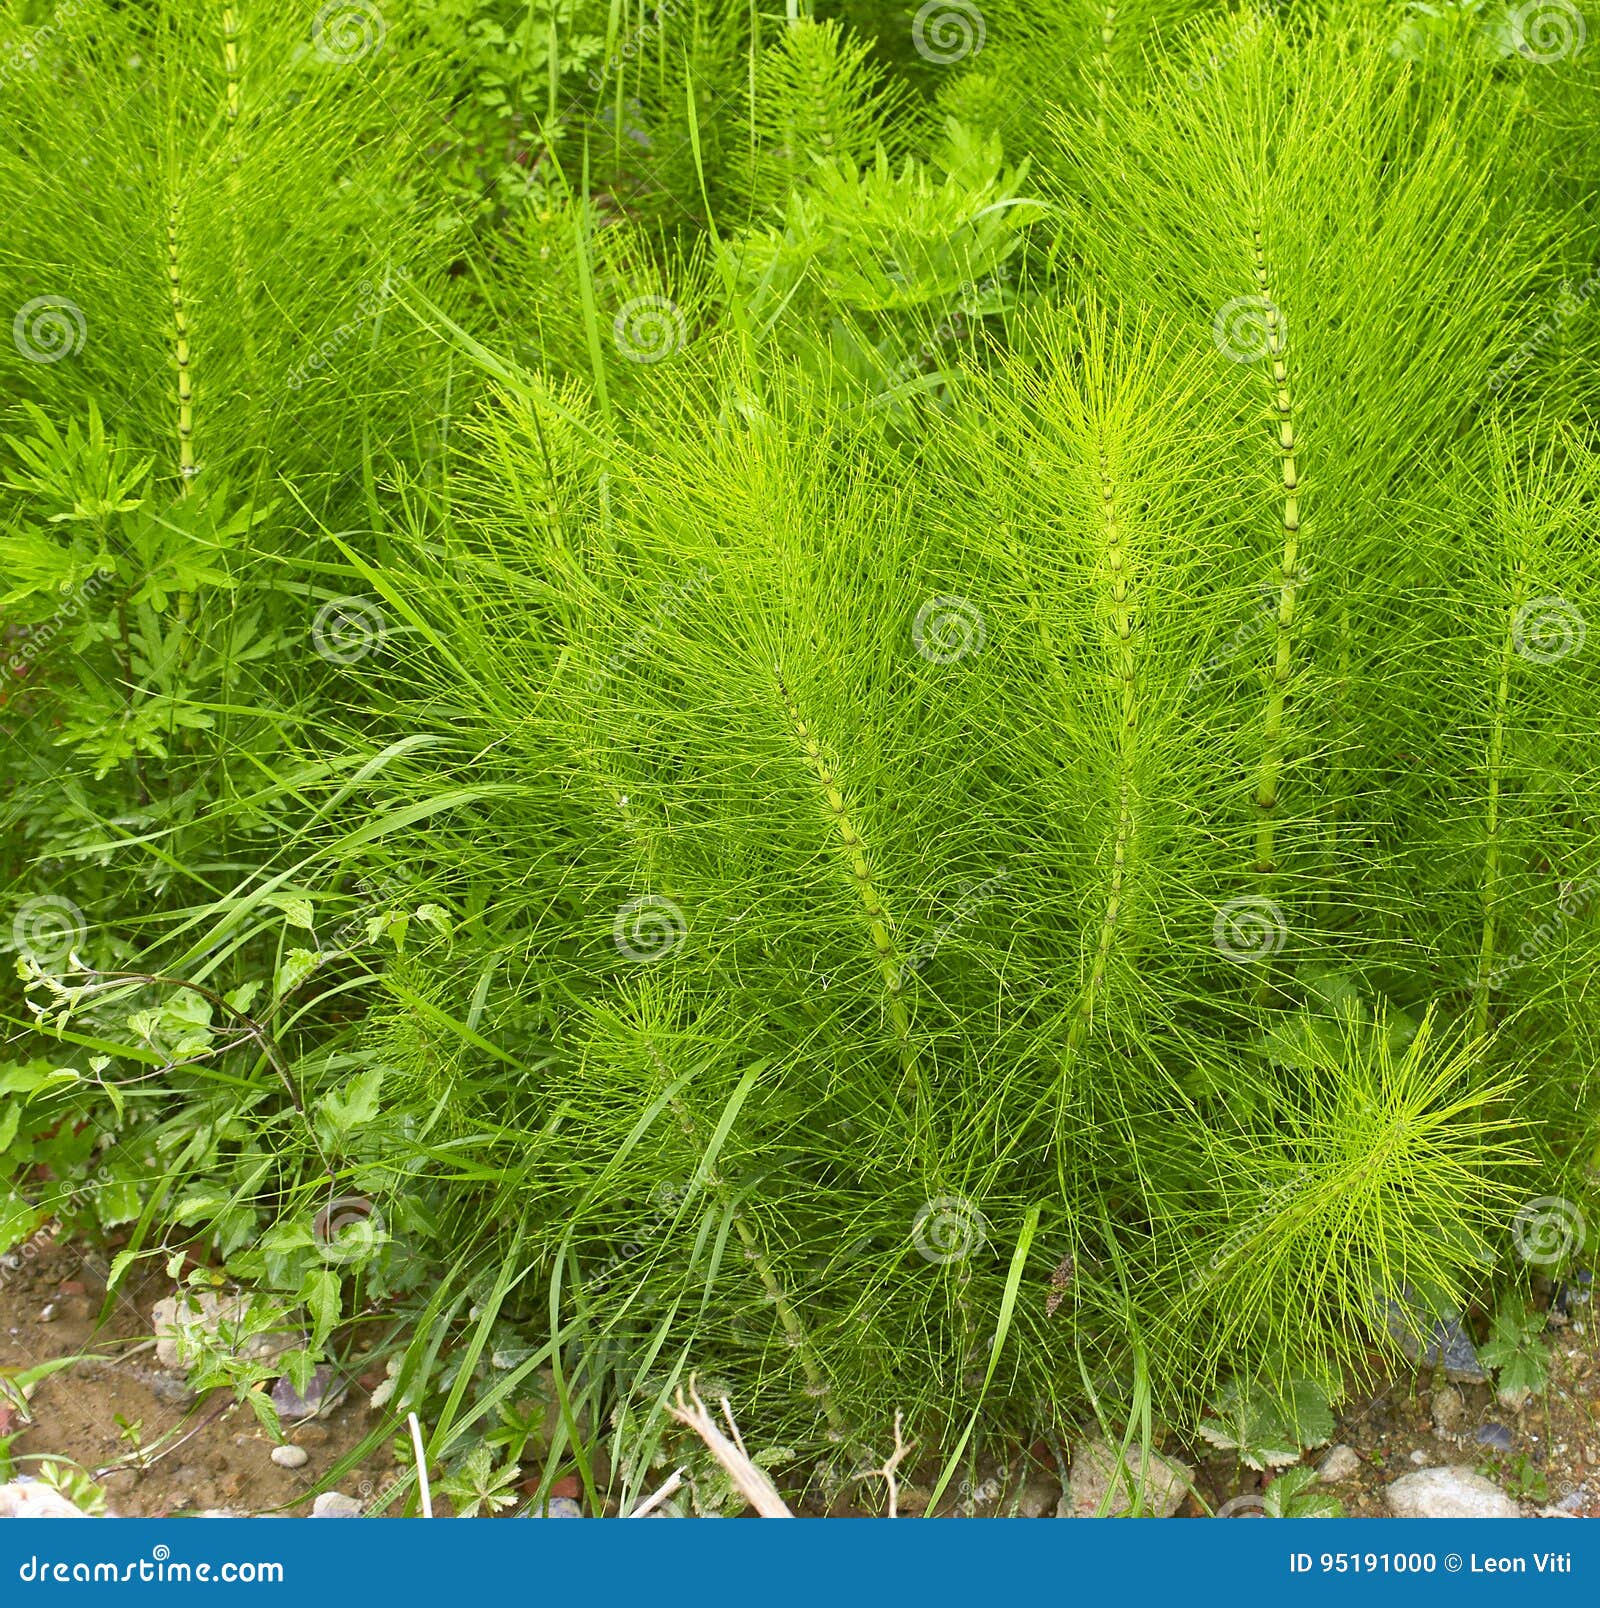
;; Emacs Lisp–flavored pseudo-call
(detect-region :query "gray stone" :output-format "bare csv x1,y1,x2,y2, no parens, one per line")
1316,1445,1361,1483
310,1491,364,1518
1387,1467,1520,1519
270,1366,333,1422
269,1444,308,1470
520,1496,583,1518
1474,1422,1514,1452
1384,1298,1487,1383
1059,1440,1192,1518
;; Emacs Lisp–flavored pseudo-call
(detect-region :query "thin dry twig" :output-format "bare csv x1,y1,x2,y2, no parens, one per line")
852,1410,915,1519
666,1376,793,1518
626,1466,687,1518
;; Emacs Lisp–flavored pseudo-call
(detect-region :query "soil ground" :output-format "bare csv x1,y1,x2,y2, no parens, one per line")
6,1232,1600,1519
1,1235,392,1518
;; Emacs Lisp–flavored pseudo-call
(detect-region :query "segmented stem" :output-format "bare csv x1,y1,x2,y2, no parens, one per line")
221,6,259,384
648,1046,847,1441
1472,590,1520,1038
1095,7,1117,132
1248,226,1302,882
776,668,921,1097
222,5,240,127
166,202,196,490
1067,448,1138,1052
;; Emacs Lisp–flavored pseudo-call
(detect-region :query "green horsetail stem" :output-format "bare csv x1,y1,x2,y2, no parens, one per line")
775,667,922,1102
166,202,195,489
1095,7,1117,133
221,6,259,384
1066,450,1138,1055
647,1045,849,1442
222,5,239,126
1248,226,1302,883
1472,592,1519,1039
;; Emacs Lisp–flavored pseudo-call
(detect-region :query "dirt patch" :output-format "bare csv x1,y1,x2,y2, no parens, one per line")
8,1231,1600,1519
1185,1322,1600,1518
1,1235,393,1517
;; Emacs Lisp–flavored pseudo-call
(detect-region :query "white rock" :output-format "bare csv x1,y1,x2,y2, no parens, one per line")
1015,1477,1063,1518
1387,1467,1520,1519
1058,1440,1192,1518
153,1290,299,1371
270,1444,309,1470
311,1491,364,1518
1317,1445,1361,1483
0,1481,91,1518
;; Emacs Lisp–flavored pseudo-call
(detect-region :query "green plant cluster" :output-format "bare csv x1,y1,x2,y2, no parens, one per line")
2,0,1598,1511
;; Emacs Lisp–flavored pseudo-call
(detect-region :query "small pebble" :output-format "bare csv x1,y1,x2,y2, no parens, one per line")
1317,1445,1361,1483
311,1491,364,1518
270,1444,309,1470
520,1496,582,1518
1409,1449,1428,1465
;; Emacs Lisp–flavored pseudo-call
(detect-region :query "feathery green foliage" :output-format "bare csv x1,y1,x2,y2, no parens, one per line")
3,0,1598,1510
